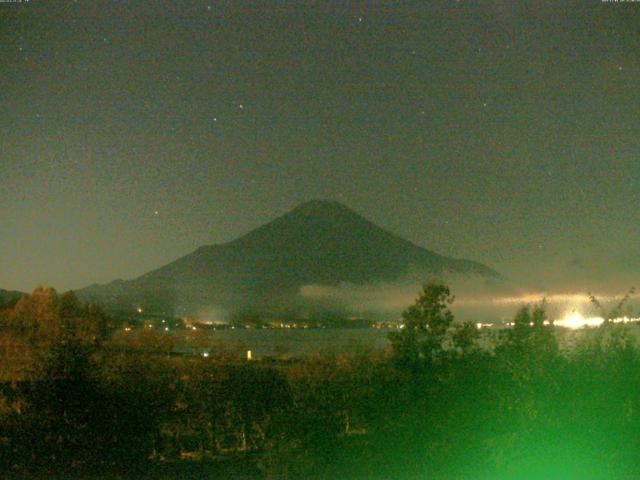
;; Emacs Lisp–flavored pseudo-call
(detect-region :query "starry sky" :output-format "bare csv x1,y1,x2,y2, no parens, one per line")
1,0,639,293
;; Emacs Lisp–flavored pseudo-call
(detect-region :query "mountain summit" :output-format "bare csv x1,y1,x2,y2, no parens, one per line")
78,201,499,315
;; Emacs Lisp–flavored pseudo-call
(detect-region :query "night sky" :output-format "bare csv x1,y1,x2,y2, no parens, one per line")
2,0,639,293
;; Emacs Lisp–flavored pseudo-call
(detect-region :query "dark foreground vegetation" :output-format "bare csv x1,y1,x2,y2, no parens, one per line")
1,284,640,479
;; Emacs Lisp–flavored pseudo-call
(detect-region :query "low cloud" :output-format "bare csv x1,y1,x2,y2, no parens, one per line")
298,274,640,324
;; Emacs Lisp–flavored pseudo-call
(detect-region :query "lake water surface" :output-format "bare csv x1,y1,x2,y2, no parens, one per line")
204,328,392,357
177,323,640,358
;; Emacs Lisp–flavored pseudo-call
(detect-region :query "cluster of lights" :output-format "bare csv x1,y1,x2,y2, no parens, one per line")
474,314,640,331
476,322,493,329
555,312,604,329
555,312,639,330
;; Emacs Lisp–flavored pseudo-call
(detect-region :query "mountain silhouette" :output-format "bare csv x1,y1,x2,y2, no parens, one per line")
78,200,500,316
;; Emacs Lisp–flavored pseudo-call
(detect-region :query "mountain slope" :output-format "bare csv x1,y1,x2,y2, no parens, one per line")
78,201,500,315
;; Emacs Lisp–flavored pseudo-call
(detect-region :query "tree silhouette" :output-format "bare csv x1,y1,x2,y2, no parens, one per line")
389,282,455,367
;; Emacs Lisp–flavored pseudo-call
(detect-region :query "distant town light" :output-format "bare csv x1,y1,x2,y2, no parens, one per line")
554,312,639,330
555,312,604,329
136,307,143,313
475,322,494,329
247,350,253,361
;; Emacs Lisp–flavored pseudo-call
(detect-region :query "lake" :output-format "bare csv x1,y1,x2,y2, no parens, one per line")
191,327,393,357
